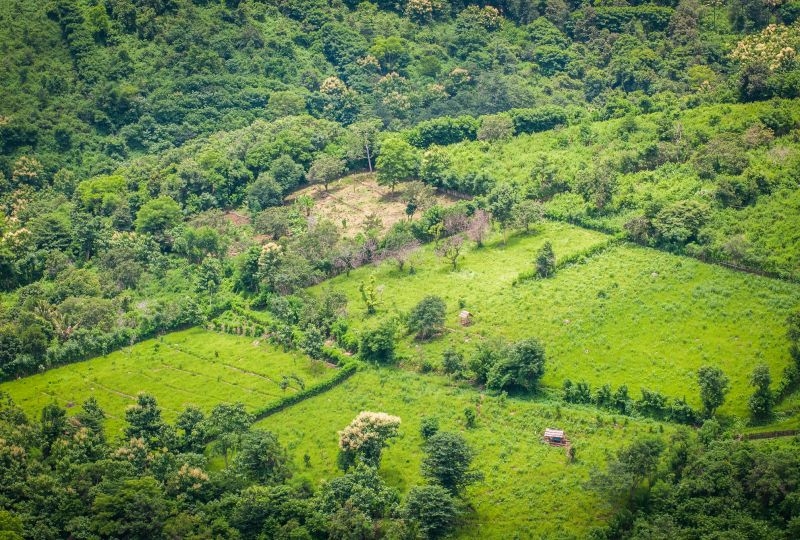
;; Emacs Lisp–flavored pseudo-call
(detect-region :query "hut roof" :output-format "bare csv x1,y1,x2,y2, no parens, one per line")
544,428,565,439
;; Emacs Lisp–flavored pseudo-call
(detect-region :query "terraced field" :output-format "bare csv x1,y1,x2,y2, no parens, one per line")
0,328,336,435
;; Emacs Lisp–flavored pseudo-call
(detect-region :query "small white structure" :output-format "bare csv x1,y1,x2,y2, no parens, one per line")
543,428,567,446
459,310,473,326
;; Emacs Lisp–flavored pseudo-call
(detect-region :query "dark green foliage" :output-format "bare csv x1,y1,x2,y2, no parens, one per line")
408,116,479,148
316,463,399,519
535,241,556,278
91,477,172,539
402,485,459,539
590,437,665,503
125,392,172,448
564,380,592,404
441,348,464,376
420,416,439,440
359,320,396,364
509,106,567,135
233,430,291,485
421,431,483,495
593,436,800,538
486,338,546,393
749,364,773,422
696,366,729,417
407,295,446,340
464,407,477,428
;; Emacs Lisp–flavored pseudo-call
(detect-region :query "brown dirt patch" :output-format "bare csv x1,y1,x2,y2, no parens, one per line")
286,173,460,237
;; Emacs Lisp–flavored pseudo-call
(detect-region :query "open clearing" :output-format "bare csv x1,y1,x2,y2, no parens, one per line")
316,221,800,417
0,328,336,436
286,173,460,236
257,367,670,539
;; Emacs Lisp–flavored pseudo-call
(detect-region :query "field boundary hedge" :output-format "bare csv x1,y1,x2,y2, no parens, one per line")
253,360,359,420
513,236,624,285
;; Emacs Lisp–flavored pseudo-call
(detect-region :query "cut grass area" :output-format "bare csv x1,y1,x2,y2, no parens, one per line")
315,222,800,417
256,367,671,539
0,328,336,436
286,173,459,237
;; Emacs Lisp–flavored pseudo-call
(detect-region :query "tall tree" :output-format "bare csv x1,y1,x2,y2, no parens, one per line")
308,154,345,192
749,364,773,422
376,137,419,192
697,365,730,417
421,431,482,495
487,183,518,244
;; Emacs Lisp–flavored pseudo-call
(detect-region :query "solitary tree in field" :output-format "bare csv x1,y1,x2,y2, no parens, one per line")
749,364,773,422
338,411,401,470
308,154,345,192
407,295,446,340
466,209,491,247
535,241,556,278
421,432,482,495
377,137,419,192
697,365,729,417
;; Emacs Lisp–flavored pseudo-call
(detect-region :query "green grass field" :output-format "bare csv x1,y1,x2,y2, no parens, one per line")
0,328,336,435
318,222,800,417
257,366,671,539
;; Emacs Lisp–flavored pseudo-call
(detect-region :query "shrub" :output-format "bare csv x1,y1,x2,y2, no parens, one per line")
407,295,447,340
441,348,464,376
359,320,397,364
486,338,546,393
420,417,439,440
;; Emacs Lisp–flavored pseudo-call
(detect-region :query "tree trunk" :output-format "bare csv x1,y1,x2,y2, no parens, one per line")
365,143,373,172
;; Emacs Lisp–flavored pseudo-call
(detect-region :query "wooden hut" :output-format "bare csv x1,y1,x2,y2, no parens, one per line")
543,428,567,447
459,310,473,326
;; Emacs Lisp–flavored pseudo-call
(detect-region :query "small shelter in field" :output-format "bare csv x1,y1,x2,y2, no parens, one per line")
459,310,473,326
543,428,567,446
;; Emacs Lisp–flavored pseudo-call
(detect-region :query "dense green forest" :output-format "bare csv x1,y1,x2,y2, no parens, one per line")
2,0,800,537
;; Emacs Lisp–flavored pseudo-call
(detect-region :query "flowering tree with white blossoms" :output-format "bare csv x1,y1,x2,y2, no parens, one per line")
337,411,401,470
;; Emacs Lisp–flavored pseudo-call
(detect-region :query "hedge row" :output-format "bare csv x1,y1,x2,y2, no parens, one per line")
513,236,622,285
253,362,358,420
508,106,568,135
407,115,479,148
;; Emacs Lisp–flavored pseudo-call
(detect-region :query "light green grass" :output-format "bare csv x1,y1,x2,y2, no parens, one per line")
317,222,800,417
257,367,671,539
0,328,336,436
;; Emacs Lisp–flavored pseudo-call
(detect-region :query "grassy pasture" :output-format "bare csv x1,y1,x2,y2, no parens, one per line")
0,328,336,436
257,367,671,539
316,222,800,417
